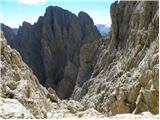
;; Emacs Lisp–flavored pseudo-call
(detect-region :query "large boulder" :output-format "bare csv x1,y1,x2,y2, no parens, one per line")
0,98,34,119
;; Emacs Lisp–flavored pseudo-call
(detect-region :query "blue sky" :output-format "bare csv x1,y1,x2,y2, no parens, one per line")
1,0,114,28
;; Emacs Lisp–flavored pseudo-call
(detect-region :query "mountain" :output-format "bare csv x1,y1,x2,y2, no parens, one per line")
12,28,19,35
72,1,159,115
0,33,105,119
0,33,158,119
1,24,16,48
1,6,101,99
1,1,159,118
96,24,110,37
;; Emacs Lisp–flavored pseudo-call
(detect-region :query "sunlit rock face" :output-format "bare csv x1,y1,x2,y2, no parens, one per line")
0,34,59,118
72,1,159,116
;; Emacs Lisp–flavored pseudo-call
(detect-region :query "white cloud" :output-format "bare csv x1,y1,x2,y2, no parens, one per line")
17,0,48,5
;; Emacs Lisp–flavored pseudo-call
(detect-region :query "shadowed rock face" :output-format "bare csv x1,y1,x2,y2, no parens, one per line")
2,6,101,99
1,24,16,48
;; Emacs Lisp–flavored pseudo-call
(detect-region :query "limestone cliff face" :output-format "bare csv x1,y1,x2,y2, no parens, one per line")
72,1,159,116
2,6,101,99
41,7,100,99
1,34,158,119
1,1,159,117
14,21,45,86
1,33,58,118
0,34,105,119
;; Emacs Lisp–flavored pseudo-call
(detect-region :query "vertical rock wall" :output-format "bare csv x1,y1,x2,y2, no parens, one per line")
72,1,159,116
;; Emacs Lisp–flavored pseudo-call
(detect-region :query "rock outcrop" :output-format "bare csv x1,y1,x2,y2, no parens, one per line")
1,24,16,48
72,1,159,116
1,1,159,118
1,6,101,99
0,33,105,119
1,33,58,118
0,98,34,119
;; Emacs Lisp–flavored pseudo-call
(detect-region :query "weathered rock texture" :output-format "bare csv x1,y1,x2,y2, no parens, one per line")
1,33,58,118
1,1,159,118
0,34,106,119
72,1,159,116
1,6,101,99
0,98,34,119
0,35,158,119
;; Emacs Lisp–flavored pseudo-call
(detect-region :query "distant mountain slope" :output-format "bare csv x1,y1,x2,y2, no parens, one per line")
96,24,110,37
12,28,19,34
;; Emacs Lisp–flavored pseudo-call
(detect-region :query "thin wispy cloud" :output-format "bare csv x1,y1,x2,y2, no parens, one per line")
17,0,48,5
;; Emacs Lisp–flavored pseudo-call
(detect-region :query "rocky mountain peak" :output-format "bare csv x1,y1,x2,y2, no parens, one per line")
1,6,101,99
46,6,65,13
78,11,94,25
22,21,32,27
1,1,159,118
